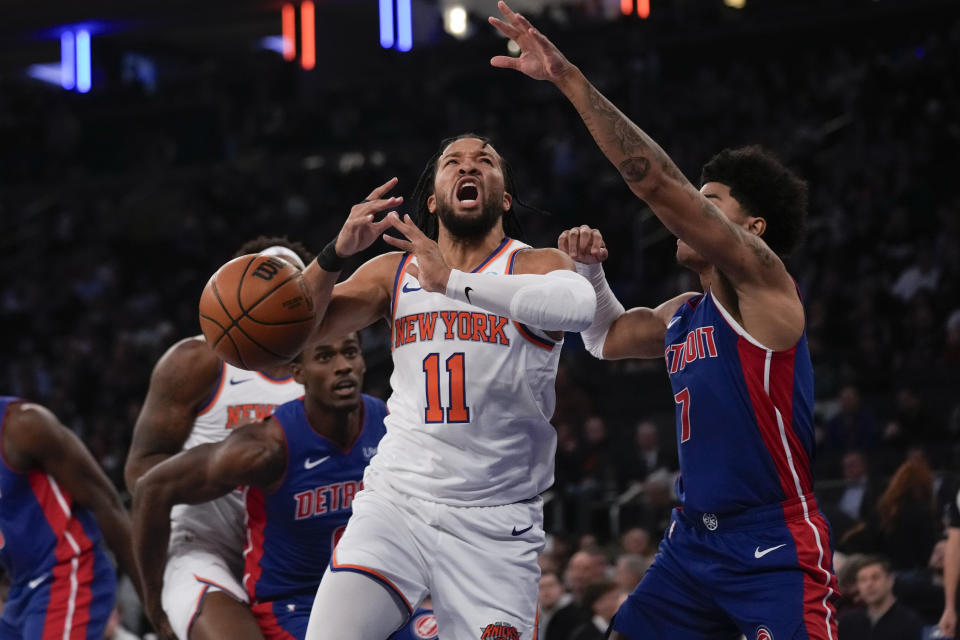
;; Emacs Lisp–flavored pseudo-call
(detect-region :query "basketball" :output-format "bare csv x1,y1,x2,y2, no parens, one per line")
198,254,315,371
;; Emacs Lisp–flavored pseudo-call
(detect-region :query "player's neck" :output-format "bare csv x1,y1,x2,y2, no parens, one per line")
437,229,506,272
303,399,361,450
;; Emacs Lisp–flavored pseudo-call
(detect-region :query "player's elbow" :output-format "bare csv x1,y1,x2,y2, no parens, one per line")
510,271,596,332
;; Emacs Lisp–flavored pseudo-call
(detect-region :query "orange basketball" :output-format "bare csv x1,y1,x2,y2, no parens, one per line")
198,254,315,370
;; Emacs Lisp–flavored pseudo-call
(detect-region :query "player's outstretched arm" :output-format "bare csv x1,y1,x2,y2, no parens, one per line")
301,177,402,334
558,225,696,359
490,2,793,295
4,402,142,597
125,337,221,493
131,421,285,639
384,214,596,332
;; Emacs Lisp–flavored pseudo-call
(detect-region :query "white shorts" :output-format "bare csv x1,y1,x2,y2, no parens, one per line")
162,532,249,640
329,475,545,639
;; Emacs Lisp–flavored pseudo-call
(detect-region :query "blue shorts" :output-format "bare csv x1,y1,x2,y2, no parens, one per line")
0,546,116,640
613,496,839,640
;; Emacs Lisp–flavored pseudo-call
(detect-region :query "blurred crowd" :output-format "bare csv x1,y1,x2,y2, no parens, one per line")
2,1,959,636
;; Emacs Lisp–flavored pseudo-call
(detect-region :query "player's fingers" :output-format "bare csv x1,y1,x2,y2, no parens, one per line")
371,212,400,232
578,226,593,254
557,230,569,254
490,55,522,70
593,247,609,262
382,234,413,251
497,0,518,22
528,27,556,53
567,228,581,258
365,176,399,201
512,10,535,33
404,263,421,281
591,229,605,250
398,214,428,239
488,16,520,40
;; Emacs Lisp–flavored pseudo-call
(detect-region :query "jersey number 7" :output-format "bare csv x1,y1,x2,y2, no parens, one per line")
674,387,691,443
423,352,470,424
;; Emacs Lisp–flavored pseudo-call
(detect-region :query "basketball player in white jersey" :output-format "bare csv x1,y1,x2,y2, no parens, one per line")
125,237,311,640
297,135,597,640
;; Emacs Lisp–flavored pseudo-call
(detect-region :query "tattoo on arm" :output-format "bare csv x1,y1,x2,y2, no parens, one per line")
619,157,651,182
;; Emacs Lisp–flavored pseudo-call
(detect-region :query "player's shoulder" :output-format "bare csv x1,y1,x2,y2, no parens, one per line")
510,246,575,274
150,335,222,387
2,401,66,471
357,251,407,280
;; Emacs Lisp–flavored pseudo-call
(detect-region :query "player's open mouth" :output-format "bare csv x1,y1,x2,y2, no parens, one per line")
332,380,357,396
456,179,480,206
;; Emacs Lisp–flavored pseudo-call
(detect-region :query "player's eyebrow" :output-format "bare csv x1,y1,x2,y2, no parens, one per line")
440,150,496,161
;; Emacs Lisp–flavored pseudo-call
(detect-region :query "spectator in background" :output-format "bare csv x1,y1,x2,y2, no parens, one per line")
538,571,588,640
575,415,618,535
614,554,651,593
839,557,924,640
823,450,881,541
569,581,625,640
843,453,939,571
890,251,940,303
825,385,880,456
565,549,609,606
619,527,653,557
618,420,675,488
944,310,960,368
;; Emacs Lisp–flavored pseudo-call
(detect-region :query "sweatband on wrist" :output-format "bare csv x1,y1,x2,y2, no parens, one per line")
445,268,596,332
575,262,625,359
315,237,345,272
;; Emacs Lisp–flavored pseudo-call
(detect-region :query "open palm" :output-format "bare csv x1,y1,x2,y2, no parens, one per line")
489,1,574,83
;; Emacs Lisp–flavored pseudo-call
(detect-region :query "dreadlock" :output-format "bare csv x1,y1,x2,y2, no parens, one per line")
410,133,525,241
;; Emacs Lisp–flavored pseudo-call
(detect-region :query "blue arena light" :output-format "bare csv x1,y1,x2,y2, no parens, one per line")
27,63,65,87
379,0,395,49
60,31,75,90
396,0,412,51
76,30,91,93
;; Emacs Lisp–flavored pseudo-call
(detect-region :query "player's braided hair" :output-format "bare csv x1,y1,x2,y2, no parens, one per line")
410,133,525,241
232,235,313,264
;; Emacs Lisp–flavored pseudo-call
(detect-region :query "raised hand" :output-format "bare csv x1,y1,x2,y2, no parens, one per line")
334,177,403,258
489,1,575,84
558,225,608,265
382,215,451,293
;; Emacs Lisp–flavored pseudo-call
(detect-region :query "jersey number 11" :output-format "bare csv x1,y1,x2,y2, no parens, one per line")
423,352,470,424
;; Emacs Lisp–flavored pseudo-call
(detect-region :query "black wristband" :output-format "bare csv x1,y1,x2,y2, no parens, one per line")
315,237,345,272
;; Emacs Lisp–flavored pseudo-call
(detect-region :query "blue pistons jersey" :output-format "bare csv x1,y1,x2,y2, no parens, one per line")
664,291,816,513
243,394,388,605
0,397,116,640
612,292,838,640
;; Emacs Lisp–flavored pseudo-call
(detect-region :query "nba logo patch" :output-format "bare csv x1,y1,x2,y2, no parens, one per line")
756,626,774,640
413,613,438,639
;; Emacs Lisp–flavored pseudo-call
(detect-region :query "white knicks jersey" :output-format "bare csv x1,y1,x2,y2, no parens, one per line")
171,358,304,546
367,238,562,506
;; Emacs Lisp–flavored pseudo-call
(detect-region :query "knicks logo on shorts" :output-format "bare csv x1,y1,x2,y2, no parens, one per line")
413,612,438,639
480,622,520,640
756,626,774,640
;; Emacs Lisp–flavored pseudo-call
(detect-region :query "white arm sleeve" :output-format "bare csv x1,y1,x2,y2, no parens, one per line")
574,262,626,359
445,269,596,332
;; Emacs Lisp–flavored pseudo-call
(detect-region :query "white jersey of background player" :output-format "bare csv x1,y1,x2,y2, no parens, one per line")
299,135,597,640
126,241,308,640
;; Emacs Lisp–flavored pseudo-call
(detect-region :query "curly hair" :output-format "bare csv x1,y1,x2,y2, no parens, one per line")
876,455,934,534
700,146,808,256
232,235,313,264
409,133,524,241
